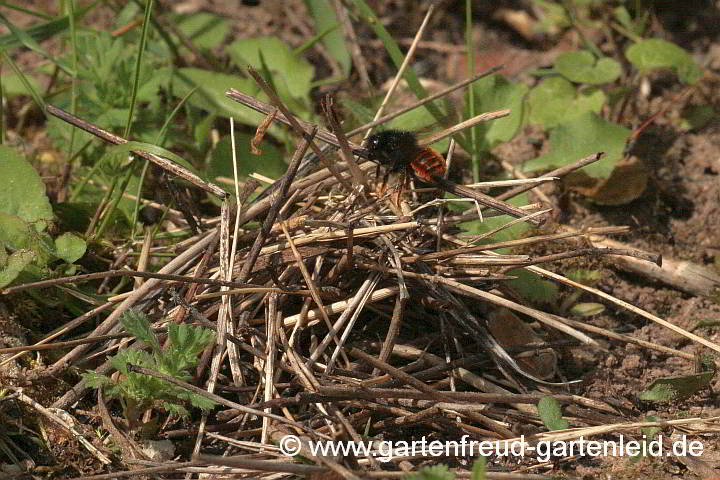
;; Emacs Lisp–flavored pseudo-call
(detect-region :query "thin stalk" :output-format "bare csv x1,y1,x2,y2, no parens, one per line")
0,61,4,144
67,0,78,158
0,50,45,112
95,0,153,239
123,0,153,139
466,0,480,182
130,87,199,241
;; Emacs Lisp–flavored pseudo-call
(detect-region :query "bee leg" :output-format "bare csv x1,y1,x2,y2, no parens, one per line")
389,170,406,208
378,169,391,196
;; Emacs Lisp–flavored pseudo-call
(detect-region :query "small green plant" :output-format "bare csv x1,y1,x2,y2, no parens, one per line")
537,395,570,431
0,145,87,289
405,458,487,480
83,309,216,427
637,354,716,403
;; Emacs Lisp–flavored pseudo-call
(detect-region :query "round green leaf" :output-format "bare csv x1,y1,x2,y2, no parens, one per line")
555,50,621,84
626,38,702,84
54,232,87,264
528,77,606,127
0,145,54,232
522,111,631,178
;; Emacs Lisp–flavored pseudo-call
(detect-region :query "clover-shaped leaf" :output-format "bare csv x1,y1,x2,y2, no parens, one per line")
555,50,622,84
528,77,605,128
522,111,630,179
626,38,702,84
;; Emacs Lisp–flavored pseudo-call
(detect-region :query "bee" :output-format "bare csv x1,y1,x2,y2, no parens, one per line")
364,129,446,186
358,129,542,224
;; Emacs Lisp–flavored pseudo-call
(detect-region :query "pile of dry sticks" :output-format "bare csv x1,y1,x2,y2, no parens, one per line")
4,66,687,480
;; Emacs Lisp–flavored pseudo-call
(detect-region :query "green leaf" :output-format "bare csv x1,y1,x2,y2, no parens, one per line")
0,5,93,51
107,141,197,175
566,268,602,285
0,213,55,266
111,349,154,374
206,134,287,191
185,392,217,411
569,302,606,316
121,310,160,351
641,416,662,440
161,401,190,418
460,192,532,244
470,458,487,480
0,146,54,232
612,6,646,39
168,324,214,360
407,465,455,480
305,0,351,76
1,73,42,98
0,249,35,289
54,233,86,264
637,383,677,402
507,269,559,304
531,0,570,34
626,38,702,84
466,74,528,150
0,11,73,75
537,396,569,431
82,371,114,388
226,37,315,102
554,51,621,84
173,68,262,126
522,111,631,178
528,77,606,128
638,370,715,402
174,12,230,49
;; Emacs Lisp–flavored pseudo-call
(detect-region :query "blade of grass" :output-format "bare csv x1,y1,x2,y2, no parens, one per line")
0,49,45,112
349,0,468,146
293,23,341,55
0,2,98,51
131,87,200,240
67,0,78,158
0,62,4,144
0,2,52,20
304,0,350,75
0,11,74,75
561,0,603,59
92,161,137,241
466,0,481,182
94,0,154,240
124,0,153,139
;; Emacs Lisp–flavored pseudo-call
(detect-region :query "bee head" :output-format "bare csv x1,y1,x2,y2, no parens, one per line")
364,130,419,168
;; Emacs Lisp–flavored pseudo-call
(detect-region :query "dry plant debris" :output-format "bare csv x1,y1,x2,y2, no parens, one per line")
3,62,719,480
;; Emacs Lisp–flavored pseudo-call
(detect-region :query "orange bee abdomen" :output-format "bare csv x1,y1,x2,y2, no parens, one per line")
410,148,446,182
